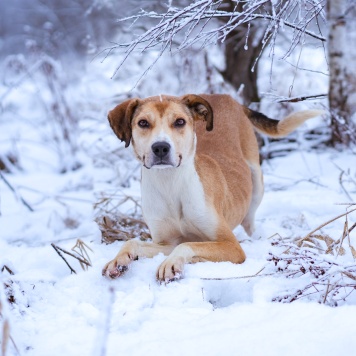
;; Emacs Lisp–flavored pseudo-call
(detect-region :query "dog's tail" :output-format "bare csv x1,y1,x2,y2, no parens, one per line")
243,107,324,138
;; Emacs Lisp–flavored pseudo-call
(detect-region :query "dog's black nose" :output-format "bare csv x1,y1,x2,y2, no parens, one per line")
152,142,171,158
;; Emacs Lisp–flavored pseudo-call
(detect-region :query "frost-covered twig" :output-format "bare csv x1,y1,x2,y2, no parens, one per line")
106,0,327,81
200,266,271,280
269,206,356,306
51,243,77,274
51,243,92,274
269,241,356,306
94,189,151,244
299,207,356,243
275,93,327,103
0,171,34,212
333,164,356,202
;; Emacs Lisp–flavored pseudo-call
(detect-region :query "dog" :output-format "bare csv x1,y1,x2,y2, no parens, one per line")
102,94,322,282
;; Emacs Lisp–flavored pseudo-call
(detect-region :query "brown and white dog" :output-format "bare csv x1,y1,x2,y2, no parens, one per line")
102,94,322,282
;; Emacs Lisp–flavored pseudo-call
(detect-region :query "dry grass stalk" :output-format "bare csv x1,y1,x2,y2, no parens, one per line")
269,241,356,306
51,242,92,274
334,164,356,201
270,206,356,306
1,317,10,356
299,207,356,243
71,239,93,271
0,306,20,356
1,319,9,356
350,245,356,259
296,234,346,256
94,191,142,217
94,189,151,244
297,206,356,256
0,299,10,356
97,215,151,244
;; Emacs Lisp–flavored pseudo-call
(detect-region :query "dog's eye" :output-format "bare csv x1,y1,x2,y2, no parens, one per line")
174,118,186,128
138,119,150,128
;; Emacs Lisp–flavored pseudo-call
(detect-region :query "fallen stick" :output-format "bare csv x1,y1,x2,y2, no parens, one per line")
52,244,91,267
51,243,76,274
276,93,327,103
200,267,271,280
0,171,34,212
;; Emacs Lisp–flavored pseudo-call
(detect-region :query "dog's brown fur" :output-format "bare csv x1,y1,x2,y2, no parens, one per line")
103,94,322,282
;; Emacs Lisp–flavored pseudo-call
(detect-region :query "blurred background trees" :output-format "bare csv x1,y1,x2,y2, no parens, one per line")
0,0,355,173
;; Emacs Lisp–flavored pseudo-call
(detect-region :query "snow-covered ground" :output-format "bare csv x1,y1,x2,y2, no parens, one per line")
1,40,356,355
2,142,356,355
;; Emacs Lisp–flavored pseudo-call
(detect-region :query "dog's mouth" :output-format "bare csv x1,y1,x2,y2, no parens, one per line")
143,155,182,169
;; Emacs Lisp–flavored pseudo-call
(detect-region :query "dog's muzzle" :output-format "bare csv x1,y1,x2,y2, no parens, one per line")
150,141,174,167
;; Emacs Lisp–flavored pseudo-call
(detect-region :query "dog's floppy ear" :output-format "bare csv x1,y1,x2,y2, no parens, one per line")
182,94,213,131
108,98,140,147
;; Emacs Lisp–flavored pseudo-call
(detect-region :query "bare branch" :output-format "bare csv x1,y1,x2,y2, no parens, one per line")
276,93,327,103
106,0,327,81
0,171,34,212
51,243,77,274
269,239,356,306
299,207,356,243
52,243,91,268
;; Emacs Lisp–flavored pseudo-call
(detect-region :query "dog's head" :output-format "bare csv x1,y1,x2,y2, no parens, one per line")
108,94,213,169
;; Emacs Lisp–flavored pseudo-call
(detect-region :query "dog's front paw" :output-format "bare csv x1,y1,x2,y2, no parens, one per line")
102,255,131,279
156,256,185,283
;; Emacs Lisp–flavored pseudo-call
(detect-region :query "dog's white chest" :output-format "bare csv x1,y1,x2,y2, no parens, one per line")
141,165,216,240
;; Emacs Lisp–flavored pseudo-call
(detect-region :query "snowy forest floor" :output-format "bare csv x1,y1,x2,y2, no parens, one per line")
2,133,356,355
1,47,356,355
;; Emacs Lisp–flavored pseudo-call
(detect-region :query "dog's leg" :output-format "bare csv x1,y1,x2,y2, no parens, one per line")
102,240,176,279
156,225,246,282
242,162,264,236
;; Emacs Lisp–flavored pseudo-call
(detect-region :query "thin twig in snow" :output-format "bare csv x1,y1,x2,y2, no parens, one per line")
299,208,356,243
276,93,327,103
51,243,77,274
0,171,34,212
1,266,14,276
200,266,270,280
52,243,91,268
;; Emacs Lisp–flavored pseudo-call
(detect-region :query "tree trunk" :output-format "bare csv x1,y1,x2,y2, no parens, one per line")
221,1,267,105
328,0,354,146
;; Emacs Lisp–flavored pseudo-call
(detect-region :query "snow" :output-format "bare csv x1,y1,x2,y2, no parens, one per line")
2,130,356,355
1,32,356,356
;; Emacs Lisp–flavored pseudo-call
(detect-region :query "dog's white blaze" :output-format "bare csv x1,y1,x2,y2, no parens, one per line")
141,160,217,242
153,129,174,146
